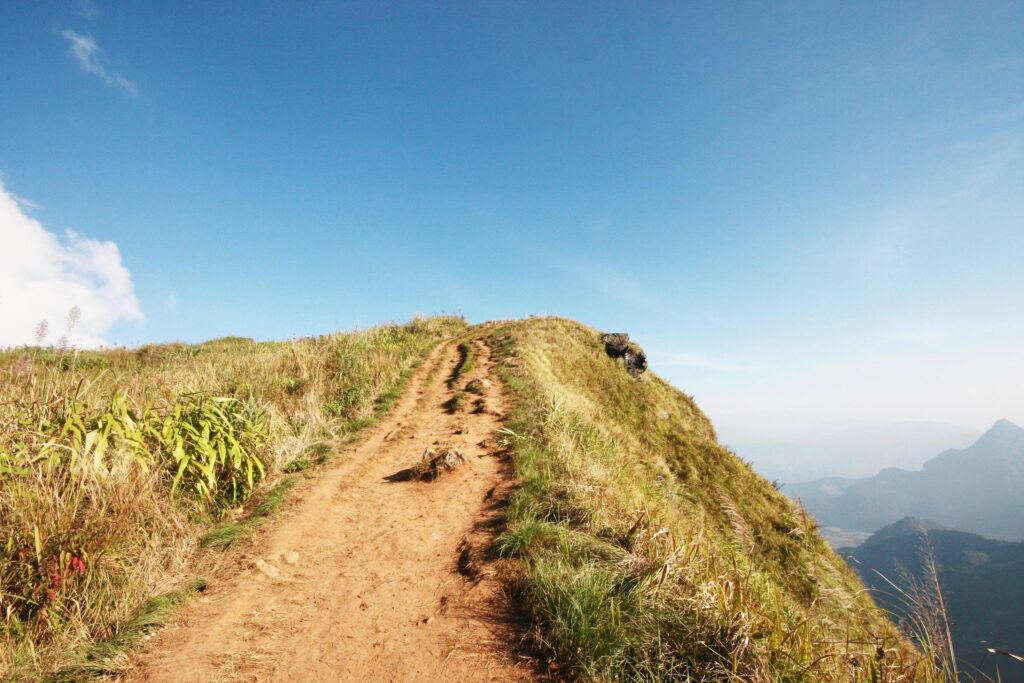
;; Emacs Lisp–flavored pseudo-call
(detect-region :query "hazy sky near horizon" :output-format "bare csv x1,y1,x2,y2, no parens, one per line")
1,1,1022,444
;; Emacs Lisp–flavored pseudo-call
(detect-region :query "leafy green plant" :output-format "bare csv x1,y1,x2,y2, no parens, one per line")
158,394,269,506
46,394,155,472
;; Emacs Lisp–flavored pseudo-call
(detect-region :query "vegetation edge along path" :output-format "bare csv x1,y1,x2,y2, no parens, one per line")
121,337,530,681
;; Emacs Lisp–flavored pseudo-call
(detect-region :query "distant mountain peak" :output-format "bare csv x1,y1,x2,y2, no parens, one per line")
980,418,1024,442
872,516,948,540
789,417,1024,546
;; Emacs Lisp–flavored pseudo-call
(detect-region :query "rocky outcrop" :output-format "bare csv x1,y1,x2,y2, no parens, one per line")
602,332,648,379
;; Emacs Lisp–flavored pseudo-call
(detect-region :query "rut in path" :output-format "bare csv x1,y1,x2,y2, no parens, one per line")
126,338,532,682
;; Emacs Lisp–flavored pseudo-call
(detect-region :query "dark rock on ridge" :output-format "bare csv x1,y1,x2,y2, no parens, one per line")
602,332,648,379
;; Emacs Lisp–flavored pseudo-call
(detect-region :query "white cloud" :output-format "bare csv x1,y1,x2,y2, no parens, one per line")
0,179,143,348
58,29,138,97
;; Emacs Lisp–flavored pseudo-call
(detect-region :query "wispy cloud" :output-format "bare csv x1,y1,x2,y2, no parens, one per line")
566,258,648,304
833,128,1023,275
649,350,752,373
979,104,1024,125
0,173,42,212
58,29,138,97
77,0,100,20
543,252,664,313
876,321,953,346
946,131,1023,199
8,192,40,212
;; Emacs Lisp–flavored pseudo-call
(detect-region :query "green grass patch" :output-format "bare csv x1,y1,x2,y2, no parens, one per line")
446,391,467,414
448,341,475,388
46,579,209,682
307,441,333,464
284,458,311,473
202,478,300,550
374,383,404,414
345,416,375,433
200,521,249,550
253,478,298,517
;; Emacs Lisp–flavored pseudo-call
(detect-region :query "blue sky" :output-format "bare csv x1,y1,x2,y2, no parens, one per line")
2,1,1022,446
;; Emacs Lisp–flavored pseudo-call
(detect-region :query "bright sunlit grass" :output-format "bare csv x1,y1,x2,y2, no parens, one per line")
0,315,465,678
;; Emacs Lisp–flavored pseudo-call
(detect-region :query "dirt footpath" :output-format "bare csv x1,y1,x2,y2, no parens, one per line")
125,338,531,682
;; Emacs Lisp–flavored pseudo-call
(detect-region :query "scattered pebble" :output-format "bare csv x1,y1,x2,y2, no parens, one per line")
284,551,300,565
255,559,280,579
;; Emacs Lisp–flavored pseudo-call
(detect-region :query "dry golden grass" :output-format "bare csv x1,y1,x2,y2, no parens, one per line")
0,315,465,679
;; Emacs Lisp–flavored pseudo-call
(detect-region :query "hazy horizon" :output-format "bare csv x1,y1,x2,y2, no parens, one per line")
3,2,1022,450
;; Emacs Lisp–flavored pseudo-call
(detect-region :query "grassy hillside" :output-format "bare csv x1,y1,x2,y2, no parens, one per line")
3,315,954,681
484,317,937,681
0,316,465,679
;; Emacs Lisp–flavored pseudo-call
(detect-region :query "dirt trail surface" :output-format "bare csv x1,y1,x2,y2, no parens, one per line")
126,339,532,682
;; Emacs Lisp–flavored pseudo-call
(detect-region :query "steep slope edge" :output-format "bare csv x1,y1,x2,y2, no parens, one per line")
487,317,927,681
